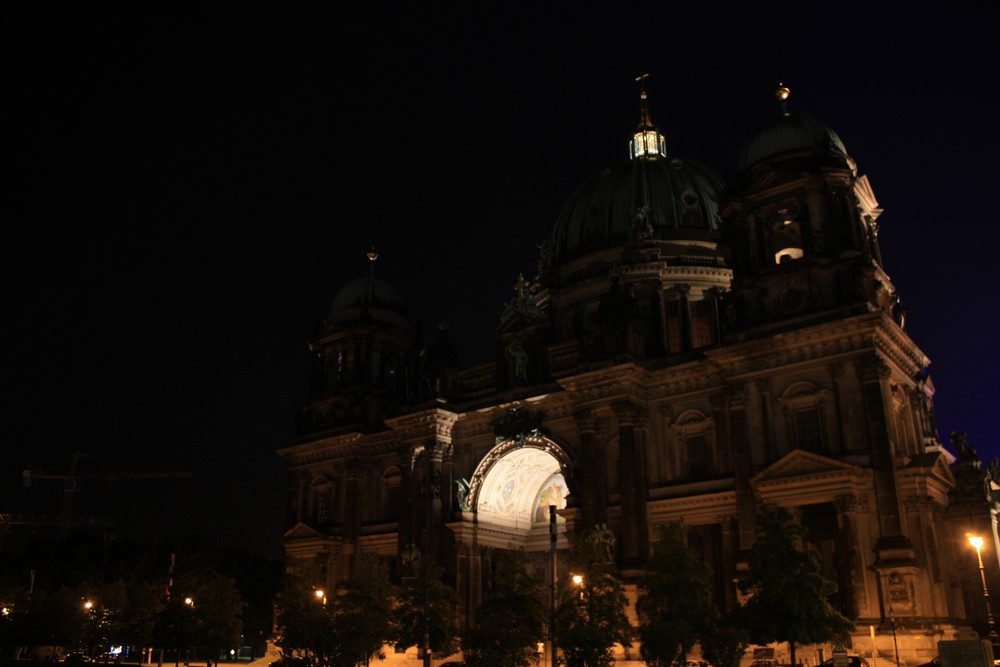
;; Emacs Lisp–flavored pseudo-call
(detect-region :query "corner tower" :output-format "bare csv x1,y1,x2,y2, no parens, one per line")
723,85,902,332
298,251,422,435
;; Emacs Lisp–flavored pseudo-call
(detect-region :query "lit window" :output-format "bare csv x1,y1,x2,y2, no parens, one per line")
775,247,804,263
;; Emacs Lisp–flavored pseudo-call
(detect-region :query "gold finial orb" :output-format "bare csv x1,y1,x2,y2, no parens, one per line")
776,83,791,101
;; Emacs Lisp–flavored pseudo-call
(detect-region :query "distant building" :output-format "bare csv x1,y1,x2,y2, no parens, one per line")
279,85,995,665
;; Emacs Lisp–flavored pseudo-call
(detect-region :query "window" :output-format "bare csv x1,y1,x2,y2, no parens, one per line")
793,408,824,453
382,467,402,521
311,475,334,527
779,383,832,455
687,434,709,476
673,410,715,478
771,206,804,264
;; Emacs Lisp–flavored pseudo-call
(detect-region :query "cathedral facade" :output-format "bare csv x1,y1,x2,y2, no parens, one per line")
279,87,994,665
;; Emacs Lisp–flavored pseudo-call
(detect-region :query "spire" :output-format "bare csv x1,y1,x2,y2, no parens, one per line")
630,73,666,160
363,247,379,306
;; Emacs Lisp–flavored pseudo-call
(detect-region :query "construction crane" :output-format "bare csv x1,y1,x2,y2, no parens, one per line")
6,450,192,545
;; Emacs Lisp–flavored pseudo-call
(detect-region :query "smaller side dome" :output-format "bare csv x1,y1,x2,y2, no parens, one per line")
738,111,849,172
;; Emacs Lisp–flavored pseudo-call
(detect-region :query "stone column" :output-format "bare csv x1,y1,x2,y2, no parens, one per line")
399,447,416,552
728,383,756,552
574,409,602,530
427,443,445,563
860,358,913,561
676,284,692,351
718,515,738,610
344,463,362,580
834,493,869,619
615,401,649,567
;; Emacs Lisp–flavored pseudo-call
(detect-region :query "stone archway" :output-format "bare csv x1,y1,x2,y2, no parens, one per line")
467,437,572,545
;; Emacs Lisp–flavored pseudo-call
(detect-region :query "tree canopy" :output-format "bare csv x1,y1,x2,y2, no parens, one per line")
0,535,271,662
556,530,632,667
637,522,722,667
394,560,460,659
463,548,545,667
737,505,853,666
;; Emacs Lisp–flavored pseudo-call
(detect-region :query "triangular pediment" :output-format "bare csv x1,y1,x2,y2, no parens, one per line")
752,449,860,484
902,449,957,487
283,521,325,541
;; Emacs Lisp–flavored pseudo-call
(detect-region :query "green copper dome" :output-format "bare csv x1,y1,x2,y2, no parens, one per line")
739,111,850,172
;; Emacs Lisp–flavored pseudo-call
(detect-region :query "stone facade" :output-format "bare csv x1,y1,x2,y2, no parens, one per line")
279,88,994,665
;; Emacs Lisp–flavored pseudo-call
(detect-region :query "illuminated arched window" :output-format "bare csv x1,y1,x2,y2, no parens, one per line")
771,206,804,264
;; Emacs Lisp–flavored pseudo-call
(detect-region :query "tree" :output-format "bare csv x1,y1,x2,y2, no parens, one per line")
556,530,632,667
274,569,333,665
699,618,748,667
737,505,853,666
330,561,397,667
395,561,459,659
463,549,545,667
188,574,244,665
637,522,720,667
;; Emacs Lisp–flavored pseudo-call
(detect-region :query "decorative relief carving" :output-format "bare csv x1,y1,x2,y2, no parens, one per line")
493,406,546,446
583,524,616,564
455,478,471,511
887,571,912,606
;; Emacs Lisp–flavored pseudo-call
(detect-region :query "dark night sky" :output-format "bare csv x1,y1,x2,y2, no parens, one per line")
4,5,998,556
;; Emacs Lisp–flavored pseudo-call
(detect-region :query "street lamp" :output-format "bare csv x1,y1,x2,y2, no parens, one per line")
313,589,326,605
968,534,999,647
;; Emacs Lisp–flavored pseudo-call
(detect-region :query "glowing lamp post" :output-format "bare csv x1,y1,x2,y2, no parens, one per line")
968,534,999,647
571,574,584,600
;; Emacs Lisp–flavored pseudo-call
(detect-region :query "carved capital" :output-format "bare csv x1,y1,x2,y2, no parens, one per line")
834,493,869,513
903,495,939,513
345,460,364,482
725,382,749,407
859,356,892,382
613,400,647,428
573,408,599,433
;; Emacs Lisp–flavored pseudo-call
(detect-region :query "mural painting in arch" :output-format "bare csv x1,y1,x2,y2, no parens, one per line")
467,437,572,544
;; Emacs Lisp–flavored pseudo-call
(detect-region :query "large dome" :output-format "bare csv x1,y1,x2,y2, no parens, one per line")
739,111,850,172
330,274,406,314
549,155,724,266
